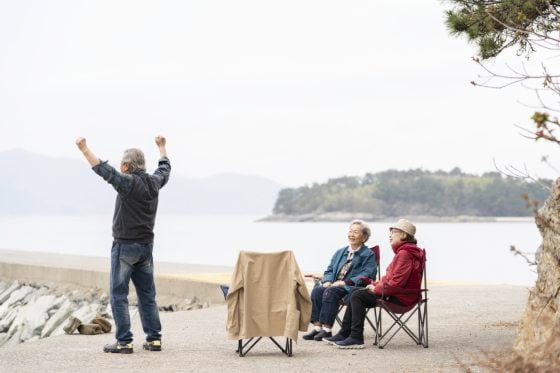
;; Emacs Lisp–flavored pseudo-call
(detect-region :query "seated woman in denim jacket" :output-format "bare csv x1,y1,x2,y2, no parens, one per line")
302,220,377,341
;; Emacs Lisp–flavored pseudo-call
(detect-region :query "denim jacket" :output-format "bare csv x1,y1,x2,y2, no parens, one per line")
322,244,377,292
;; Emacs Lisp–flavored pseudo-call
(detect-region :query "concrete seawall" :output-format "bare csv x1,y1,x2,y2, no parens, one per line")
0,250,229,306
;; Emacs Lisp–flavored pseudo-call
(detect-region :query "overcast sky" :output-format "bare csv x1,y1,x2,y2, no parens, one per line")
1,0,559,186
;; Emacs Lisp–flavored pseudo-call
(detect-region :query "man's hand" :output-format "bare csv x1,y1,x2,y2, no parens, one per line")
155,135,167,157
155,136,166,147
76,137,88,152
333,280,346,287
75,137,100,167
322,281,332,288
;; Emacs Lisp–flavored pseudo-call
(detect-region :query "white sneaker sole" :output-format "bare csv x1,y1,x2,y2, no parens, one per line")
324,340,340,345
337,344,365,349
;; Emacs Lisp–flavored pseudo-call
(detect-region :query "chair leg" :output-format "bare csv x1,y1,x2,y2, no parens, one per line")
238,337,261,357
335,304,344,326
417,305,422,345
286,338,293,356
238,337,293,357
415,300,429,348
365,308,378,345
375,307,383,349
371,308,378,346
365,308,377,334
378,306,422,348
423,301,429,348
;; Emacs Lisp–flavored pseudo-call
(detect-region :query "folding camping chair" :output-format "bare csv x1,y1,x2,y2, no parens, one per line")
227,251,311,357
221,285,292,356
372,249,428,349
335,245,381,328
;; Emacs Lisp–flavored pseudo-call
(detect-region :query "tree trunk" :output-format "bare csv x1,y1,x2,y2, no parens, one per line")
514,178,560,367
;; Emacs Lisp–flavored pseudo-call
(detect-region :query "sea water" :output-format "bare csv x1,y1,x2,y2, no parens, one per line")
0,214,540,286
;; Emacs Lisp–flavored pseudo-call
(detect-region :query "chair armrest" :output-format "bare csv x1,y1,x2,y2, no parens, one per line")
381,286,429,296
304,274,323,285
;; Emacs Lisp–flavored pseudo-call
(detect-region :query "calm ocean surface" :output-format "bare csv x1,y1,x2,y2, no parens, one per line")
0,214,540,286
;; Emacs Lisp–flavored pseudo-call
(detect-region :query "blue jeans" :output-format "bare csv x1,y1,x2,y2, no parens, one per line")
310,285,349,326
110,242,162,343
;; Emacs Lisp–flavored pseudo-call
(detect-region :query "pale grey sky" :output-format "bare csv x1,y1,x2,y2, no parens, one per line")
1,0,558,186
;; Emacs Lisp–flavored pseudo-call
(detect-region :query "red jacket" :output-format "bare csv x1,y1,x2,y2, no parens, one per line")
373,242,425,306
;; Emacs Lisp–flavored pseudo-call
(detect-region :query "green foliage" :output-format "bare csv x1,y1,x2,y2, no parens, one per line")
272,168,551,217
445,0,558,59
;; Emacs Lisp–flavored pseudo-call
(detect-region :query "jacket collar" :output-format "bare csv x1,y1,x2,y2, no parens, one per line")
391,242,423,259
347,244,367,256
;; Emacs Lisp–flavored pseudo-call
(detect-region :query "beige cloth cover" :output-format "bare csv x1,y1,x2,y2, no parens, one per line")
226,250,311,341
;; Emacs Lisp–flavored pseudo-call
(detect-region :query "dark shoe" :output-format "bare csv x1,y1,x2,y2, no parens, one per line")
324,333,348,345
313,330,332,341
103,341,133,354
143,340,162,351
302,329,321,340
336,336,365,349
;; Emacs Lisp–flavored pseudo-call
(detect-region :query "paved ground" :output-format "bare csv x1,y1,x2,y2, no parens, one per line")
0,284,528,373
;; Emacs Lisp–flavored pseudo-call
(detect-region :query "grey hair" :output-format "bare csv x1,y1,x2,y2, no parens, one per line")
121,148,146,173
350,219,371,243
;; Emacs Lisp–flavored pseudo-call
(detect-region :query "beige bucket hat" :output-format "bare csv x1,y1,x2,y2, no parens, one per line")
389,219,416,238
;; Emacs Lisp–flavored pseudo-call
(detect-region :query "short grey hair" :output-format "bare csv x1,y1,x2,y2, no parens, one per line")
121,148,146,173
350,219,371,243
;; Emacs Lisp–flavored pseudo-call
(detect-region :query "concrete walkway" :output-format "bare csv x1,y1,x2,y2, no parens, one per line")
0,284,528,372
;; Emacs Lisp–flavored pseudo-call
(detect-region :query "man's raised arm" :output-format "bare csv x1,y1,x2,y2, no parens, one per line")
155,136,167,158
153,135,171,188
75,137,101,167
75,137,133,194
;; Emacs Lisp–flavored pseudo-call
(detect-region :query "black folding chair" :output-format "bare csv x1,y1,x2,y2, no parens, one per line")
372,249,428,349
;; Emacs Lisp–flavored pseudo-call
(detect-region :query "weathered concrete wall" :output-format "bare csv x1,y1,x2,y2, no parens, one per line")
0,262,224,306
0,263,108,289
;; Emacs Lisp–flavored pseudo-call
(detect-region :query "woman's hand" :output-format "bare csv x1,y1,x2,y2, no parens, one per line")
333,280,346,287
322,282,332,288
366,284,375,292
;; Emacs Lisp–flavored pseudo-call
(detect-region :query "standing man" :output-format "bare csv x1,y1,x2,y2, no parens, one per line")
76,136,171,354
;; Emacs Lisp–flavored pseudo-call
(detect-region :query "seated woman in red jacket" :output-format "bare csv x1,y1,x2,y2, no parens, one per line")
325,219,425,349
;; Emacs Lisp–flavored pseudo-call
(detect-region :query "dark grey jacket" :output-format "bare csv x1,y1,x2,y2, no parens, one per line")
93,157,171,243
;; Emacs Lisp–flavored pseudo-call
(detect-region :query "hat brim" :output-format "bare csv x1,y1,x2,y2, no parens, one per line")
389,226,414,238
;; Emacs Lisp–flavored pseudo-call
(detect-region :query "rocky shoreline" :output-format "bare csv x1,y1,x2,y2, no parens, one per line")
0,279,211,348
258,213,534,223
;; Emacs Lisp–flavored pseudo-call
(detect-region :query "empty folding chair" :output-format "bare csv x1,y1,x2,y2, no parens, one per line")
226,250,312,357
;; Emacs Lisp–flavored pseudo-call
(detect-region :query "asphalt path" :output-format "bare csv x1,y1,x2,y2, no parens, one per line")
0,284,527,373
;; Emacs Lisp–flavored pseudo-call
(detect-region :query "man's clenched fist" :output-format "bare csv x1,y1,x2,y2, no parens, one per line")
155,136,166,147
76,137,88,152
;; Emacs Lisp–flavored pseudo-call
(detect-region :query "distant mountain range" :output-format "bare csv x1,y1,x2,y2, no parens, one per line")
0,149,284,215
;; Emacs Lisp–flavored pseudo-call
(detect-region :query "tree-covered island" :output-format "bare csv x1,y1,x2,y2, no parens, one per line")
266,168,551,221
